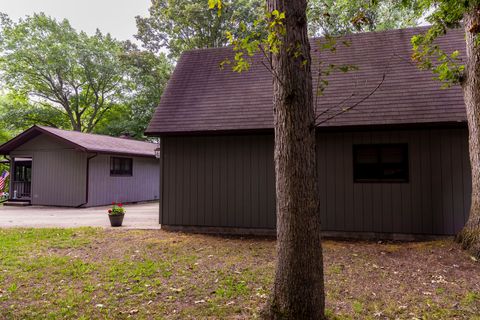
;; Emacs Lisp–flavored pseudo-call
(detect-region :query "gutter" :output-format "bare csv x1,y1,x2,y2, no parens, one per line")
77,153,98,208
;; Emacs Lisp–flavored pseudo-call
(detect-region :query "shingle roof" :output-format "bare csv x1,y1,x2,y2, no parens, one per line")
0,125,158,157
146,26,466,135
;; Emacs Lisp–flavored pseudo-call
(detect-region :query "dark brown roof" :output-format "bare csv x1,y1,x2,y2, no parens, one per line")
0,126,158,157
146,26,466,136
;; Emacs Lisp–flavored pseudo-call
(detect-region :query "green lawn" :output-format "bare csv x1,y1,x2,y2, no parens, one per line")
0,228,479,319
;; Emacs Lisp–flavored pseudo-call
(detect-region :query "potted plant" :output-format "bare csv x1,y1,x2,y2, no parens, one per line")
108,202,125,227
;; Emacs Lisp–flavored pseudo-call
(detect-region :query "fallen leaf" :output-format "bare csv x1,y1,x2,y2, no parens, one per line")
129,309,139,315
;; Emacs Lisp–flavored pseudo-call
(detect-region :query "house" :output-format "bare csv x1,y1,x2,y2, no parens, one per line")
146,26,471,238
0,125,159,207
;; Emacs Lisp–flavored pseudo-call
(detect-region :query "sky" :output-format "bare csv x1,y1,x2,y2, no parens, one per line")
0,0,151,42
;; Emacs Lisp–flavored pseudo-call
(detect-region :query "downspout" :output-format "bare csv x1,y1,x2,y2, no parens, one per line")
77,153,98,208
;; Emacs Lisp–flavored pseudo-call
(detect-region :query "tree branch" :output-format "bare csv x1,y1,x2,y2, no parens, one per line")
314,54,393,127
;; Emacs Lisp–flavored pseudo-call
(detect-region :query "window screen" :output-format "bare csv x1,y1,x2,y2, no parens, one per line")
353,144,408,182
110,157,133,176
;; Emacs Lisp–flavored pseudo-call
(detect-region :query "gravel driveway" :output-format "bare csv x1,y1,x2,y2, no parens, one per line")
0,202,160,228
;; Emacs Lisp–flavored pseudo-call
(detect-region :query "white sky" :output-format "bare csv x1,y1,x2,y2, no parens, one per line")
0,0,151,41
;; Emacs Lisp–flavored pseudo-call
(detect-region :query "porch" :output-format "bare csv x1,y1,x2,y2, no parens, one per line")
8,157,32,203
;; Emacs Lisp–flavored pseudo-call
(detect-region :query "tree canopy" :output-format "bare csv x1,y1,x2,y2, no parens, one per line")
308,0,420,36
135,0,265,59
0,13,127,132
136,0,421,60
0,13,171,138
94,44,172,138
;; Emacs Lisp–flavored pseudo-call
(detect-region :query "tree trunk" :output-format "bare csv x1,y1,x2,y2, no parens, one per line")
458,8,480,259
265,0,325,319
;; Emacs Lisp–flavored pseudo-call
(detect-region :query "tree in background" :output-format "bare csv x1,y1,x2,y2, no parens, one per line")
308,0,420,36
135,0,267,59
0,92,71,133
138,0,420,61
0,13,128,133
94,43,172,138
409,0,480,258
0,13,172,138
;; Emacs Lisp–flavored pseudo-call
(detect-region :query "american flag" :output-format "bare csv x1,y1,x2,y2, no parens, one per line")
0,170,9,192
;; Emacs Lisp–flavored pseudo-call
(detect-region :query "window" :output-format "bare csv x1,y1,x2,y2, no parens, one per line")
110,157,133,176
353,144,408,182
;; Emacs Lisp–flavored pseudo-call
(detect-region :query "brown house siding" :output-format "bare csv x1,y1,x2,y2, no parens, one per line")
160,127,471,235
161,134,276,229
317,128,470,235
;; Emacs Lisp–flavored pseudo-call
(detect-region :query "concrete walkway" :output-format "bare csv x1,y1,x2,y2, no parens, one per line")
0,202,160,229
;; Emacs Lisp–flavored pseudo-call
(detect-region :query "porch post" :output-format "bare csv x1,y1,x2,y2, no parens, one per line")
9,157,13,198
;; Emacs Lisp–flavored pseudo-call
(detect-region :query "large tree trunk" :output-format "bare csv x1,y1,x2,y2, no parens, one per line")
265,0,325,319
458,8,480,259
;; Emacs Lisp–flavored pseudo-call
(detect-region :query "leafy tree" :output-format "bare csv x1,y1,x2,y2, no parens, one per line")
0,13,127,132
94,44,172,139
0,92,71,131
135,0,265,59
308,0,420,36
408,0,480,258
139,0,420,60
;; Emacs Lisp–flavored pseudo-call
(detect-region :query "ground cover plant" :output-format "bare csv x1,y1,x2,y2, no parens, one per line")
0,228,478,319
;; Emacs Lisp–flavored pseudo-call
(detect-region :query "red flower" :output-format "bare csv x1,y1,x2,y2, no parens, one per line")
112,202,116,205
118,203,123,207
108,209,112,213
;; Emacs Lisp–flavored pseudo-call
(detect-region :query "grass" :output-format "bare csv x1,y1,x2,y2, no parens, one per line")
0,228,479,319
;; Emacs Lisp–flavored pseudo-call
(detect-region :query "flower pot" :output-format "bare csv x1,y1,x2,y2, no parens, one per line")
109,214,125,227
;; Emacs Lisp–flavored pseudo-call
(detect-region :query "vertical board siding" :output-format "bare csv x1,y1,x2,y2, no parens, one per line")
29,151,87,206
316,128,471,235
11,134,86,207
162,128,470,235
88,155,159,207
162,134,276,229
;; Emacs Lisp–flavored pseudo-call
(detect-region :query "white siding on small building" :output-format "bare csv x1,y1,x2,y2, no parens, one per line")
87,154,159,207
11,134,87,206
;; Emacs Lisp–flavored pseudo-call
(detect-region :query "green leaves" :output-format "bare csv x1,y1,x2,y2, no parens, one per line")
215,6,287,73
409,0,468,86
208,0,222,16
307,0,421,37
136,0,265,59
0,13,172,135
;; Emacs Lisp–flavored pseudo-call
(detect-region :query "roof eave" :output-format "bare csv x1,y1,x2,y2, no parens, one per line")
0,125,87,155
144,120,468,137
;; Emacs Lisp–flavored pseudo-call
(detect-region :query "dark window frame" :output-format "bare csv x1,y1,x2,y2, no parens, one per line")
353,144,409,183
110,157,133,177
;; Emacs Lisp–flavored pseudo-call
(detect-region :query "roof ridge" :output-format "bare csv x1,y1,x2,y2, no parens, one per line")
36,125,156,145
180,25,439,56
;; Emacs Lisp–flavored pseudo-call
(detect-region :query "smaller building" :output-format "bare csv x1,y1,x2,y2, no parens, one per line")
0,125,159,207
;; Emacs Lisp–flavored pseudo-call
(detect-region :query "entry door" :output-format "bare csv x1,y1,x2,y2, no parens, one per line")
12,161,32,199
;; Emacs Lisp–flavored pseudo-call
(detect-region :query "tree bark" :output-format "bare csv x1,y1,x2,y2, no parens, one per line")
264,0,325,319
458,7,480,259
